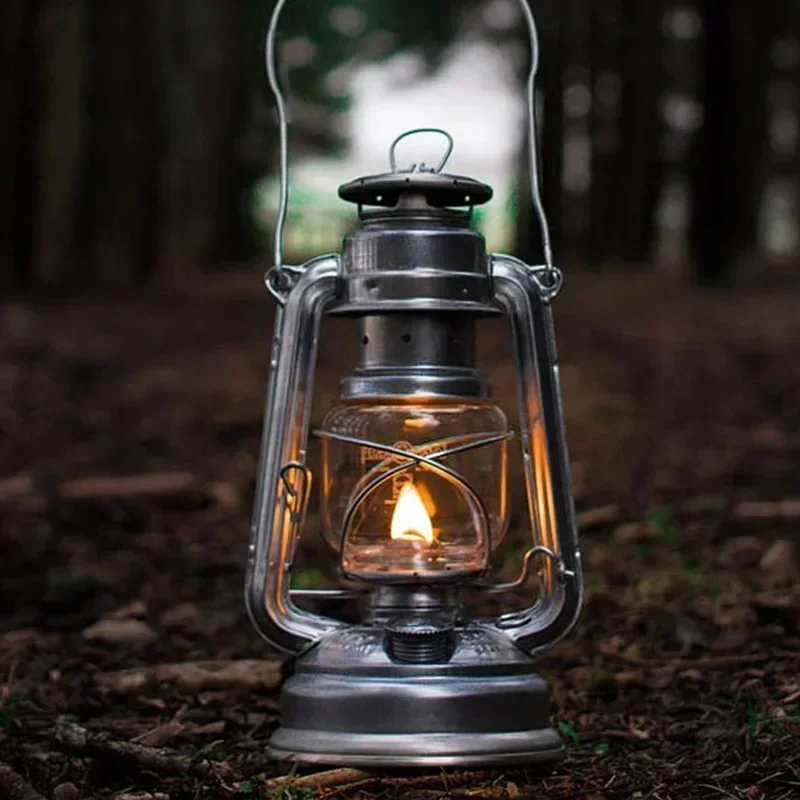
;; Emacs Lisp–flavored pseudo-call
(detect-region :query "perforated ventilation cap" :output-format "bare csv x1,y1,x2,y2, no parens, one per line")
339,171,493,210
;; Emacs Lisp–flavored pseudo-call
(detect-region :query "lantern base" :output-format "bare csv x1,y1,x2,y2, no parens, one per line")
267,625,564,768
267,729,563,768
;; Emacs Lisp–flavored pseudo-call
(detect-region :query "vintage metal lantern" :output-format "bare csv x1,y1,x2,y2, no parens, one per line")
246,0,583,768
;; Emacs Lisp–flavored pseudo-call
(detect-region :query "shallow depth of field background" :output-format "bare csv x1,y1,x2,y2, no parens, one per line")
2,0,798,286
1,3,800,800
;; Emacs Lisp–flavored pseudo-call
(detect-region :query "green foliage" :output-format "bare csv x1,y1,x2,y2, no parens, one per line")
290,568,327,589
0,692,24,729
236,768,317,800
649,507,682,545
594,742,610,756
191,739,226,763
558,720,580,747
268,786,316,800
254,0,471,115
237,780,316,800
582,579,606,601
636,540,653,559
746,708,800,743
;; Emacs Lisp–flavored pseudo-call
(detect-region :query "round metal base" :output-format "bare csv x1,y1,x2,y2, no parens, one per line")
267,625,565,768
268,729,563,768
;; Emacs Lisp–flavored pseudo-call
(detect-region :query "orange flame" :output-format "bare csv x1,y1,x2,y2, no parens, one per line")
390,482,435,545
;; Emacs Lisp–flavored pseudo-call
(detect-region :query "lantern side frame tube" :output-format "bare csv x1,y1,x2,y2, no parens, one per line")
489,255,584,654
245,256,346,655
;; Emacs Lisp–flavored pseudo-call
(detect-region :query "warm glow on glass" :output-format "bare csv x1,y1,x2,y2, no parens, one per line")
391,482,435,545
321,399,509,581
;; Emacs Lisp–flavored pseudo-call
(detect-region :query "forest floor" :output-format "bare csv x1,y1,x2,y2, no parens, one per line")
1,270,799,800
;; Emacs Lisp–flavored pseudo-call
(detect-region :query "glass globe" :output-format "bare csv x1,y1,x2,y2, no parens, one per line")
320,398,509,582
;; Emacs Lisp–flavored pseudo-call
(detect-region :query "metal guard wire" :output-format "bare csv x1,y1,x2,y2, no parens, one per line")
314,429,514,567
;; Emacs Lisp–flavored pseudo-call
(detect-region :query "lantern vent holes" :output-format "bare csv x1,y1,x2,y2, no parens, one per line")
338,172,493,210
402,333,412,344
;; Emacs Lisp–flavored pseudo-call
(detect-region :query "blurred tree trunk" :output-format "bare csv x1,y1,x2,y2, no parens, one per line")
72,0,110,280
158,0,195,277
0,0,24,283
32,0,87,288
109,0,162,281
1,0,42,287
205,2,258,267
619,0,663,266
588,0,624,266
561,0,593,265
130,0,164,281
689,0,736,286
729,0,768,258
72,0,163,284
763,1,800,262
158,0,255,280
785,6,800,217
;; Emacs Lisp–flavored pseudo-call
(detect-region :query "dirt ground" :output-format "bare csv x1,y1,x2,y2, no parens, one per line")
1,270,799,800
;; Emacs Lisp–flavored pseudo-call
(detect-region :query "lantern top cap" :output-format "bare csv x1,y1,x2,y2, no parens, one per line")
338,171,493,210
338,128,492,210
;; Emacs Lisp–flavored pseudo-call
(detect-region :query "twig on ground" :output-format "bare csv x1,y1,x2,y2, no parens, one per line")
678,495,728,515
600,728,650,742
264,769,371,793
0,763,48,800
58,472,197,501
0,475,33,505
311,770,494,797
133,720,226,748
94,660,285,694
577,505,621,530
596,648,772,671
733,500,800,520
53,721,235,781
113,794,170,800
411,790,530,800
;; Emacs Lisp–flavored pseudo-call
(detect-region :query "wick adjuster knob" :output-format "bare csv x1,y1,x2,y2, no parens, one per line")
384,617,456,664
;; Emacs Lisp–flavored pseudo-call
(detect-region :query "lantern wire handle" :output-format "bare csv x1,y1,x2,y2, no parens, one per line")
264,0,558,289
265,0,292,278
518,0,557,286
389,128,455,174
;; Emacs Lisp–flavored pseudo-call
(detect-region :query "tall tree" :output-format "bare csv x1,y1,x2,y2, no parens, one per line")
618,0,663,265
588,0,625,266
2,0,42,286
728,0,769,258
689,0,737,286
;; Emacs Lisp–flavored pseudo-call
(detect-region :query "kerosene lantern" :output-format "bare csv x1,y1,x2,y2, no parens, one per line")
246,0,583,767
